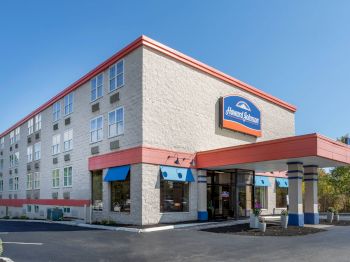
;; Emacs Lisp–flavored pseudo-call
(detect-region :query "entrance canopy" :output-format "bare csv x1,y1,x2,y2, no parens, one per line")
196,134,350,172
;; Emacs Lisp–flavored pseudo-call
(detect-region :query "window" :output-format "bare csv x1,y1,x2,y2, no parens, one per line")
52,169,59,188
109,60,124,92
276,187,288,208
10,131,15,145
0,178,3,192
26,173,33,190
64,93,74,116
108,107,124,138
35,114,42,131
27,205,32,213
14,177,19,191
28,118,34,135
14,152,19,166
9,178,13,191
63,166,72,187
255,186,268,209
15,127,20,142
110,175,130,212
0,159,3,170
27,145,33,163
34,205,39,213
33,172,40,189
9,154,14,168
91,74,103,102
90,116,103,143
53,101,61,122
52,134,60,155
34,142,41,161
0,137,4,149
63,207,71,214
92,171,103,211
160,179,189,212
63,129,73,151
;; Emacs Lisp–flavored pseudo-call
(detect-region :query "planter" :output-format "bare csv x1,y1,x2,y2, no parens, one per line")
259,222,266,232
249,214,259,229
281,215,288,229
327,212,334,223
334,214,340,222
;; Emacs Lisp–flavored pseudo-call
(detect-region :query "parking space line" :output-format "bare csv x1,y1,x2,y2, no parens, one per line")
2,242,43,245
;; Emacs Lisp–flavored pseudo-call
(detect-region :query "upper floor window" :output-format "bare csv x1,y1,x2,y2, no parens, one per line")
14,176,19,191
64,93,74,116
34,142,41,161
0,159,3,170
0,137,4,149
108,107,124,138
64,129,73,152
15,127,20,143
90,116,103,143
64,166,72,187
28,118,34,135
10,131,15,145
109,60,124,92
0,178,3,192
9,154,14,168
9,178,13,191
33,172,40,189
26,173,33,190
52,169,60,188
35,114,42,132
52,134,60,155
14,152,19,167
53,101,61,122
27,145,33,163
91,74,103,102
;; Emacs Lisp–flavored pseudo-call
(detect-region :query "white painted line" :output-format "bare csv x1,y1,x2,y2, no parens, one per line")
2,242,43,245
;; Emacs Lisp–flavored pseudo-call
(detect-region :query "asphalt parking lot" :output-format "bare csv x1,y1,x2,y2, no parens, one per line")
1,221,350,262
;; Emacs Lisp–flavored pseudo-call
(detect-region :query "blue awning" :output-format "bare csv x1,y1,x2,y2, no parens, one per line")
160,166,195,182
276,178,289,188
254,176,271,187
104,165,130,182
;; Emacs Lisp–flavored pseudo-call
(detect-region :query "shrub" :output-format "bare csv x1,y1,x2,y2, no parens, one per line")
281,209,288,216
327,207,335,213
101,220,109,225
253,208,261,217
20,215,29,220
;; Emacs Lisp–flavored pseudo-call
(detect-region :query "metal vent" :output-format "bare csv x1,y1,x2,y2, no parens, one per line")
53,123,59,130
9,147,12,151
35,133,40,140
92,103,100,112
33,190,40,199
91,146,99,155
15,144,18,149
52,192,58,199
110,92,120,104
110,140,120,150
27,137,32,144
9,170,12,175
63,192,70,199
34,162,40,169
65,117,71,126
64,154,70,161
53,157,58,164
27,164,31,171
14,168,18,174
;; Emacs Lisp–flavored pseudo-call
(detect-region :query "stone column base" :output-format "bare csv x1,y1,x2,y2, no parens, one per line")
288,213,304,226
304,213,319,224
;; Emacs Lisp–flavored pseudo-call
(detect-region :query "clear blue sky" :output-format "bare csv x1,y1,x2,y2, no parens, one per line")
0,0,349,139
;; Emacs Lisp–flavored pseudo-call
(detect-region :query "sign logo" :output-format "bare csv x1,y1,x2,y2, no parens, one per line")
220,95,262,137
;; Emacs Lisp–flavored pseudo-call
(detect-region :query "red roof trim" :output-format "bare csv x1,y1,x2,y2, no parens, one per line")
0,35,296,137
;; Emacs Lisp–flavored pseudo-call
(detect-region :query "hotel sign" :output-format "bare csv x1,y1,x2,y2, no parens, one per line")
220,95,262,137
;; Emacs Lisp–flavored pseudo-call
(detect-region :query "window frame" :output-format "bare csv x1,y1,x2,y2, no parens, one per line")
34,142,41,161
276,186,288,208
0,137,4,149
27,145,33,163
15,127,20,143
255,186,268,210
52,169,60,189
53,101,61,122
109,59,125,93
33,172,40,189
28,118,34,135
90,115,104,144
52,134,61,155
90,73,104,102
64,92,74,116
160,178,190,214
26,173,33,190
63,129,73,152
63,166,73,187
35,114,42,132
9,131,15,145
108,107,124,138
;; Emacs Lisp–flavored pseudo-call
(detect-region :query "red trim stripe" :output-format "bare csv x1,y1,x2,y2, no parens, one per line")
1,35,296,138
0,199,90,208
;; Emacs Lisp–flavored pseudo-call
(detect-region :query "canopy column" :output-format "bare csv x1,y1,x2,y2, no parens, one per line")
304,165,319,224
197,169,208,221
287,162,304,226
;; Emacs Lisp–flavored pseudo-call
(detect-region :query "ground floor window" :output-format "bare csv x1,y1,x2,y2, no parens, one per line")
27,205,32,213
34,205,39,213
63,207,71,214
276,187,288,208
160,180,189,212
255,186,267,209
110,175,130,212
92,171,103,211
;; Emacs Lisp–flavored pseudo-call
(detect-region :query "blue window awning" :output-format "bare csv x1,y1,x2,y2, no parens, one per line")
276,178,288,188
104,165,130,182
254,176,271,187
160,166,195,182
